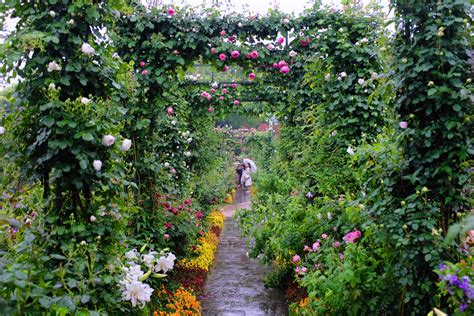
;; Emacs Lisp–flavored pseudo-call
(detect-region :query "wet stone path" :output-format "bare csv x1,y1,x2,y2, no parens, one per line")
201,189,288,316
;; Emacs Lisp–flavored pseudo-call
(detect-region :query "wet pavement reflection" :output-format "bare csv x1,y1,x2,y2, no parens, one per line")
201,188,288,316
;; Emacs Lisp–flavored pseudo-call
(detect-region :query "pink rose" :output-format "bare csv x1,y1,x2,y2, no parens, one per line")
141,69,148,75
300,37,310,47
210,88,216,93
228,35,236,42
139,61,145,67
277,37,285,45
164,233,170,240
312,242,320,251
231,83,237,88
222,89,227,94
339,253,344,260
171,168,176,174
303,245,311,252
167,107,174,115
322,234,328,239
248,73,256,81
231,50,240,59
246,53,252,59
208,107,214,113
211,47,216,54
280,66,290,74
219,96,224,100
219,54,227,61
167,7,175,16
295,267,301,274
399,121,408,129
343,230,362,243
292,254,300,263
278,60,287,68
272,63,279,69
220,30,226,36
332,241,341,248
267,44,275,50
250,51,259,59
233,100,240,105
222,65,229,72
164,222,172,229
301,267,308,273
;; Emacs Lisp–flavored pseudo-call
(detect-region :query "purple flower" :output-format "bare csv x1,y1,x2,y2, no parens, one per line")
399,121,408,129
460,303,468,312
306,192,314,198
448,274,460,286
439,263,446,271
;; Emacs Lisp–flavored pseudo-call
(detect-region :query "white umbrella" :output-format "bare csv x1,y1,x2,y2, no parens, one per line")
242,158,257,173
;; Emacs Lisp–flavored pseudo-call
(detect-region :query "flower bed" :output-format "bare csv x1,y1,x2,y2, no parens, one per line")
153,210,225,315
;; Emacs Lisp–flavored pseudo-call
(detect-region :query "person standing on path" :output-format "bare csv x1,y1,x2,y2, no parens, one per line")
241,163,253,191
236,162,244,187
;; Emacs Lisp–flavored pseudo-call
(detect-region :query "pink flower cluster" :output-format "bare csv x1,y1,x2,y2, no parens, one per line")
201,91,211,100
343,230,362,243
273,60,290,74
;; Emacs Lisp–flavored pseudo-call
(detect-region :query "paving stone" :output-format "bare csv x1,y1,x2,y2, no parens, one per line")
201,189,288,316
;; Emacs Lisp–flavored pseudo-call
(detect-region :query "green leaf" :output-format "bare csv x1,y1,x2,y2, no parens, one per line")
43,116,55,127
79,160,88,170
81,133,94,141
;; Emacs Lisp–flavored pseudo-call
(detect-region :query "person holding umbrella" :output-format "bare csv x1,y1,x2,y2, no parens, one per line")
241,158,257,191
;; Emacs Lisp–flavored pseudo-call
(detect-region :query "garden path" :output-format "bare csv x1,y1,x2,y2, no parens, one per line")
201,188,288,316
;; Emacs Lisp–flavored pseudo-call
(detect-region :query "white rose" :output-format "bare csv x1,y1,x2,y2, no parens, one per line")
238,22,243,28
324,73,330,81
121,139,132,151
0,126,5,135
102,135,115,147
171,120,176,126
47,61,61,72
90,215,96,222
371,72,378,80
49,11,56,18
360,38,369,44
289,50,297,57
93,160,102,171
211,82,218,88
81,42,95,55
164,162,170,168
184,151,191,157
187,138,192,143
48,83,56,90
346,146,355,156
81,97,90,105
67,19,74,25
283,18,289,24
340,72,347,78
357,78,365,85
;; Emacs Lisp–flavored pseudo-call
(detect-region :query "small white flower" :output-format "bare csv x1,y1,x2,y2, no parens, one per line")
48,83,56,90
331,130,337,137
338,27,344,32
211,82,218,88
112,53,120,59
141,253,156,269
340,72,347,78
324,73,331,81
80,240,87,245
81,97,90,105
289,50,297,57
93,160,102,171
327,212,332,220
164,162,170,168
371,72,378,80
184,151,191,157
49,11,56,18
92,60,99,65
47,61,61,72
0,126,5,135
267,44,274,50
358,78,365,85
90,215,96,222
192,27,197,33
171,120,176,126
238,22,243,28
347,146,355,156
317,213,322,220
67,19,74,25
121,139,132,151
283,18,290,24
124,249,139,260
81,42,95,55
360,37,369,44
121,280,153,308
102,135,115,147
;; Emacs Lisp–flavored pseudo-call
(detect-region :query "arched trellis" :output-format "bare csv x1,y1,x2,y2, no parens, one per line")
114,2,387,197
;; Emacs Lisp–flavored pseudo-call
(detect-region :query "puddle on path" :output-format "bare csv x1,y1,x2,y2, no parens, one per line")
201,188,288,316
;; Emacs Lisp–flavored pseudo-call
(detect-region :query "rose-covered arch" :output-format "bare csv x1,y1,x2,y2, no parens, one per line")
114,2,387,198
